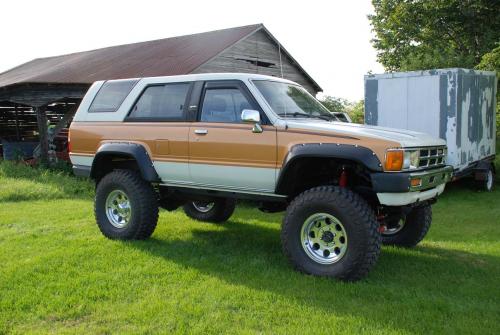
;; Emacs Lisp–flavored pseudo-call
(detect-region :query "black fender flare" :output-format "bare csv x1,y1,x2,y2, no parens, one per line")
275,143,383,194
91,142,160,182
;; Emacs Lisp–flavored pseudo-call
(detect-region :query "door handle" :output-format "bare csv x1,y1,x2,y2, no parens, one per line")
194,129,208,135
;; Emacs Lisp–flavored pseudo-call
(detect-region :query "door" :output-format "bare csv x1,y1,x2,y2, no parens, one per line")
189,81,277,193
126,82,192,183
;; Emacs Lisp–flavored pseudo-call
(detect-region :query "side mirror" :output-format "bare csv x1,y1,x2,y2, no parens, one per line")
241,109,261,123
241,109,263,133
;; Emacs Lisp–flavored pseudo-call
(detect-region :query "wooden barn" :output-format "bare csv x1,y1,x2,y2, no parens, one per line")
0,24,322,164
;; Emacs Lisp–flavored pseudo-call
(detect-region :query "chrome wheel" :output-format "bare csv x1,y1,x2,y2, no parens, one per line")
486,170,493,190
105,190,132,228
300,213,348,264
192,201,215,213
383,219,406,236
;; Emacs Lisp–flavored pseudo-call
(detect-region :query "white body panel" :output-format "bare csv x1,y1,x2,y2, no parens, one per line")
153,161,191,184
153,161,277,194
189,163,277,193
69,154,94,166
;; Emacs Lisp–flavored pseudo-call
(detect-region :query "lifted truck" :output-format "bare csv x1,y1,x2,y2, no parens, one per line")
69,73,452,281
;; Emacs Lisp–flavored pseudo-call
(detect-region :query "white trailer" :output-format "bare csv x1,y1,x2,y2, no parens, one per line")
365,68,497,190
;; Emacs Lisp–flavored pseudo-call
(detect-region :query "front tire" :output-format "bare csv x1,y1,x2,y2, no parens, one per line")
281,186,381,281
183,198,236,223
381,204,432,247
95,170,159,240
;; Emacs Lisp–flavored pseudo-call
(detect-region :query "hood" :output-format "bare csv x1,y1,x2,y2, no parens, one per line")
284,120,446,148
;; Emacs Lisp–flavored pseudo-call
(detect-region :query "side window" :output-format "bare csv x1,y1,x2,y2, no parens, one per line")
89,79,138,113
200,88,252,123
128,83,190,120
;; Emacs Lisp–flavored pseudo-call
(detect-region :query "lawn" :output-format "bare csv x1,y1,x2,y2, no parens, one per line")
1,160,499,334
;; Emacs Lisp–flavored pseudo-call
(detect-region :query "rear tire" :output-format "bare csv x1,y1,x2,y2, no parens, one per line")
382,204,432,247
281,186,381,282
95,170,159,240
183,198,236,223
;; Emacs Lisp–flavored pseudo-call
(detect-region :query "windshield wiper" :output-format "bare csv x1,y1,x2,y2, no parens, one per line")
278,112,335,121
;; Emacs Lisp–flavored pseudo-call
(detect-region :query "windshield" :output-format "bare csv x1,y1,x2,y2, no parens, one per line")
253,80,336,120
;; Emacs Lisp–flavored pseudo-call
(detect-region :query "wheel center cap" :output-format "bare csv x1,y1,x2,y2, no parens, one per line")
321,231,334,243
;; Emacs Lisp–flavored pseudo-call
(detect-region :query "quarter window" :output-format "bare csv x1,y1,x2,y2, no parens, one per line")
200,88,253,123
89,79,138,113
129,83,190,120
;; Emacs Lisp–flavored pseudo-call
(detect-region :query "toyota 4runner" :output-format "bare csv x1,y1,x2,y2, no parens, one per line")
69,73,452,281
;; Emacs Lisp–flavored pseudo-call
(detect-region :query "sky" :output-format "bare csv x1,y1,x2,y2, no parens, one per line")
0,0,385,101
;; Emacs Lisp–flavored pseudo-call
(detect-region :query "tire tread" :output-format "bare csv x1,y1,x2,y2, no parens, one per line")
281,186,381,281
95,169,158,240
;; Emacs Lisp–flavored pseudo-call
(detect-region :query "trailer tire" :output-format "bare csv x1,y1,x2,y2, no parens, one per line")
382,204,432,247
476,165,495,192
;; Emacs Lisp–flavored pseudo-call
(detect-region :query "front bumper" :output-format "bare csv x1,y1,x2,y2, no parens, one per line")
371,166,453,206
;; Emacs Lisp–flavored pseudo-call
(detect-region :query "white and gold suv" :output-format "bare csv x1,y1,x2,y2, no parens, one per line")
70,73,452,281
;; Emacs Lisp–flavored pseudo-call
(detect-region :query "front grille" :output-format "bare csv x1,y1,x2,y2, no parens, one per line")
418,146,446,168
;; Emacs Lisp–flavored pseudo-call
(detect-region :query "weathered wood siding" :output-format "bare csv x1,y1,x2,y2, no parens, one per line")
192,30,318,95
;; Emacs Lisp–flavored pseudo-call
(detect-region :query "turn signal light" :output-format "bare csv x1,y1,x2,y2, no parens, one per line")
410,178,422,187
385,150,404,171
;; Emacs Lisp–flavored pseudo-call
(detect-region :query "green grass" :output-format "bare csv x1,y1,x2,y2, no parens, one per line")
1,160,499,334
0,162,93,202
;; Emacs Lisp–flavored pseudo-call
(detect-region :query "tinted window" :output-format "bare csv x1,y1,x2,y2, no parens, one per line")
200,88,252,123
129,83,190,120
89,79,138,113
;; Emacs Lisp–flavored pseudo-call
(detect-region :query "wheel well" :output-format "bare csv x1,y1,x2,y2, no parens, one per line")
91,154,141,183
277,157,375,199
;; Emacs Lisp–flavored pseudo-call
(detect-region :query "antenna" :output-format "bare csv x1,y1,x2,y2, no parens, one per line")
278,43,284,78
277,42,287,127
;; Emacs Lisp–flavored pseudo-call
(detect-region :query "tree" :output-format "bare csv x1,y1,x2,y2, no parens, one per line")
318,96,350,113
477,44,500,76
347,100,365,124
369,0,500,71
476,44,500,134
319,96,366,124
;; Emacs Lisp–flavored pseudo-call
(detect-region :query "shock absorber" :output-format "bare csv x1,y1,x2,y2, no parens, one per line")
374,207,387,233
339,166,348,187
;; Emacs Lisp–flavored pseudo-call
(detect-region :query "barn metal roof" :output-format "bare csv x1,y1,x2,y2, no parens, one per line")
0,24,322,92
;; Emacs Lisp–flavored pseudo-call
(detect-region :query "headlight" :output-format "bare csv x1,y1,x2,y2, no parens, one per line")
403,150,420,169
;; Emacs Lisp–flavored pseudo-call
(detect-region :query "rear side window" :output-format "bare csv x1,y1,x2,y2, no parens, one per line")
128,83,190,121
89,79,138,113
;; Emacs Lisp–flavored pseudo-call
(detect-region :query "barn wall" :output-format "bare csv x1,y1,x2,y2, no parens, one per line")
192,30,318,95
